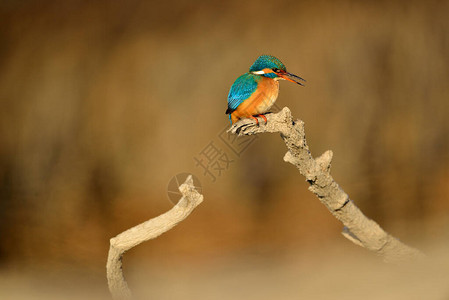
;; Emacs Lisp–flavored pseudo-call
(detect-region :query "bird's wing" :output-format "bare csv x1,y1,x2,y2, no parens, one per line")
226,73,259,114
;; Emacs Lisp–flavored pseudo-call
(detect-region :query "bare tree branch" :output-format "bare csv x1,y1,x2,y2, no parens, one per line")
229,107,424,263
106,175,204,300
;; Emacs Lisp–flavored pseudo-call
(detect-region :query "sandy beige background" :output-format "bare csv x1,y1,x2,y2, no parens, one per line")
0,0,448,298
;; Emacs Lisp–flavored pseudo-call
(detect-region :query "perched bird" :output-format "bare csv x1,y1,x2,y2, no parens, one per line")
226,55,305,125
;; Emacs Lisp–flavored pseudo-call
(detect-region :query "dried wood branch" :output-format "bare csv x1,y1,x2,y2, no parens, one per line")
229,107,424,263
106,175,204,300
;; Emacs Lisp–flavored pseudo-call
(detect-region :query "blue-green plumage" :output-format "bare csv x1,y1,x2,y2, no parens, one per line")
226,73,260,114
249,55,286,73
226,55,288,115
226,55,305,124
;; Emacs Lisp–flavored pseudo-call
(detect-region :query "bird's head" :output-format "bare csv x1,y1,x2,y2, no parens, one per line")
249,55,305,86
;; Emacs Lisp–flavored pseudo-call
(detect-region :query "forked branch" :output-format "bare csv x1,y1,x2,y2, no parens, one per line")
106,175,204,300
229,107,424,263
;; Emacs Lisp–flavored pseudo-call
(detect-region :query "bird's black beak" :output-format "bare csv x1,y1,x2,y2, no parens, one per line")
277,71,306,86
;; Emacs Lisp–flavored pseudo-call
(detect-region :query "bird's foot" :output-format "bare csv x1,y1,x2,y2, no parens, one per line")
251,114,268,126
250,115,260,126
250,114,268,125
233,115,268,135
257,114,268,125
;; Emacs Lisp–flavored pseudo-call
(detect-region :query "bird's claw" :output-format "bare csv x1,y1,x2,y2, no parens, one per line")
233,114,269,135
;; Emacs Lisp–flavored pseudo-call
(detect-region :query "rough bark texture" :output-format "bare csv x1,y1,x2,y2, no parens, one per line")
106,175,204,300
229,107,424,263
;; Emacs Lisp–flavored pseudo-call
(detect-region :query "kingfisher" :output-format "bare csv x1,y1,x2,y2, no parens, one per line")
226,55,305,125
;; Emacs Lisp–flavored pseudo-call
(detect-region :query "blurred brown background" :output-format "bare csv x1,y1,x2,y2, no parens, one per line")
1,0,449,299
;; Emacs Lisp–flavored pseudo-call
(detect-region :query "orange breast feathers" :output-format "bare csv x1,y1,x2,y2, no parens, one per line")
230,77,279,123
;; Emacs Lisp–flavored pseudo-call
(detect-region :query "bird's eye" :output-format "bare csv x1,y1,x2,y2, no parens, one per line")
272,68,279,72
